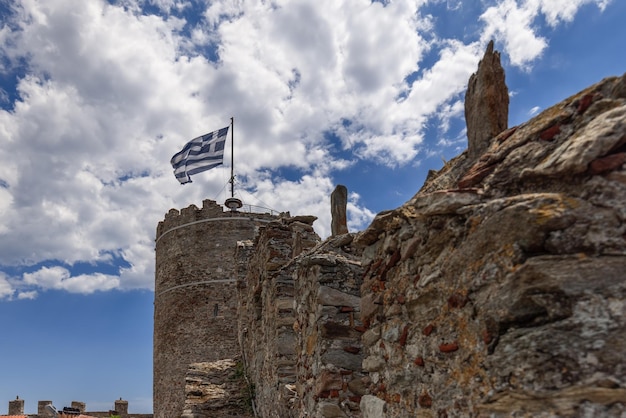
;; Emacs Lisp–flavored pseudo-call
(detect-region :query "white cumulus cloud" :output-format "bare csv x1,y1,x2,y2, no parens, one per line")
23,266,119,294
0,274,14,300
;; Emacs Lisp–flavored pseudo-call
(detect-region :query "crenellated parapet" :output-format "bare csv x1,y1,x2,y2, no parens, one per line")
156,199,280,242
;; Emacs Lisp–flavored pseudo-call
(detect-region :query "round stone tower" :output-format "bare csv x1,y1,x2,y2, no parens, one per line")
153,199,278,418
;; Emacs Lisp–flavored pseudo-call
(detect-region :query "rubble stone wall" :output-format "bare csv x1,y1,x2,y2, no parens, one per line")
355,74,626,417
294,234,366,418
237,216,320,418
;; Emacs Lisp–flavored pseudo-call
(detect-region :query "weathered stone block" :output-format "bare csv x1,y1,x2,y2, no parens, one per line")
316,370,344,394
360,395,385,418
318,286,360,307
362,356,385,372
321,350,362,371
360,293,382,323
319,402,348,418
320,322,361,340
361,326,381,347
347,378,369,396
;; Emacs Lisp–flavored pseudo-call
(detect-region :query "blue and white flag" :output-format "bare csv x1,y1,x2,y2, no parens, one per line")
171,126,229,184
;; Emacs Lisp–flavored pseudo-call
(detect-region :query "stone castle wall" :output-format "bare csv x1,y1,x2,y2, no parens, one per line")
355,74,626,416
235,217,369,418
237,216,320,418
294,234,366,418
155,70,626,417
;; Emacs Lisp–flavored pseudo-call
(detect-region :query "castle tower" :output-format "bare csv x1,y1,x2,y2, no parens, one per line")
38,400,53,416
8,396,24,415
153,199,279,418
114,398,128,416
70,401,85,413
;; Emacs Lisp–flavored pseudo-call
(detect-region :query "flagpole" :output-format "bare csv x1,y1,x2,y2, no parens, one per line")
230,116,234,198
225,116,242,211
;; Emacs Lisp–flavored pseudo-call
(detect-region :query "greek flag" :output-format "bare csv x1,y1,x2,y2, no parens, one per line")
171,126,229,184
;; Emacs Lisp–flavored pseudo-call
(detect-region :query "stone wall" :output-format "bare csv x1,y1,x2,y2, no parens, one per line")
236,220,369,418
355,73,626,417
237,216,320,418
181,359,253,418
294,233,366,418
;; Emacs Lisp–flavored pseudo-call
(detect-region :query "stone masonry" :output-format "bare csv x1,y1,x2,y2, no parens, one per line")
237,216,320,418
294,233,365,418
181,359,252,418
355,72,626,416
155,44,626,417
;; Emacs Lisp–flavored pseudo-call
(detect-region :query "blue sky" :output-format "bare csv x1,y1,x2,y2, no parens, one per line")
0,0,624,414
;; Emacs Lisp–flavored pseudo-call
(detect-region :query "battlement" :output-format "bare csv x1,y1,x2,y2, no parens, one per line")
156,199,284,242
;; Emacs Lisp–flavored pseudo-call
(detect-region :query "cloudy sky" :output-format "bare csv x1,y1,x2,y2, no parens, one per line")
0,0,624,414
